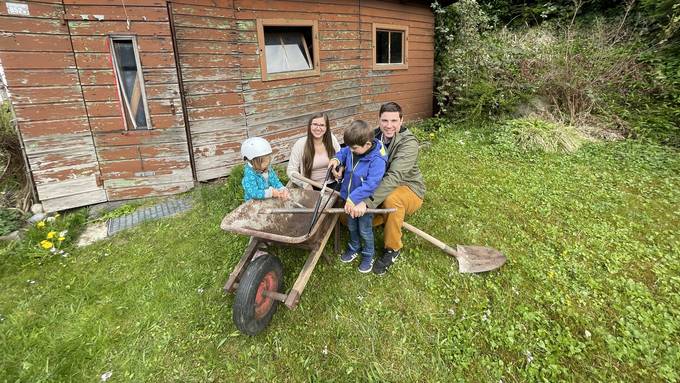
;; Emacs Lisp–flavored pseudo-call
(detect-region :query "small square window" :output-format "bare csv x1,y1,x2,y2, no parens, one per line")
373,24,408,70
110,37,151,130
257,19,320,81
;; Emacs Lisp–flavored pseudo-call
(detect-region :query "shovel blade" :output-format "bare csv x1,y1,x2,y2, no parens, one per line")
456,245,506,273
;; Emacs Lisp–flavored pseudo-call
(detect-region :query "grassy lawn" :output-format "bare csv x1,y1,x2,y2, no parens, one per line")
1,124,678,382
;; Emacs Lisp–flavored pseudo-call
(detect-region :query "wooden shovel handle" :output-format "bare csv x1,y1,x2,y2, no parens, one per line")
401,222,459,258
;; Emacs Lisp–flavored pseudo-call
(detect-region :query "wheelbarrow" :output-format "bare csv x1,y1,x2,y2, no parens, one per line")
221,187,392,335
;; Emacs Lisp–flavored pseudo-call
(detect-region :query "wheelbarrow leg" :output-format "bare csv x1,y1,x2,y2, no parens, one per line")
224,237,260,293
285,214,339,309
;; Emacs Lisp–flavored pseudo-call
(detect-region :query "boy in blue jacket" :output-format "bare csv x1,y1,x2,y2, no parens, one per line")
329,120,387,273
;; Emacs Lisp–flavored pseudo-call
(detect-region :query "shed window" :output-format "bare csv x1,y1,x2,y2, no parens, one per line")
257,19,320,81
110,37,151,130
373,24,408,70
264,27,313,73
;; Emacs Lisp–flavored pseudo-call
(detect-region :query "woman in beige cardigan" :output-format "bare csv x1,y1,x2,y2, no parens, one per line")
286,112,340,189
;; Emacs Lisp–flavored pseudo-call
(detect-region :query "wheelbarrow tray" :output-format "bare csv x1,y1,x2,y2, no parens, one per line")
220,188,336,244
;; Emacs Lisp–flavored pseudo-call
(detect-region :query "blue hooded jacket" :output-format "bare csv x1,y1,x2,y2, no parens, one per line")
334,139,387,206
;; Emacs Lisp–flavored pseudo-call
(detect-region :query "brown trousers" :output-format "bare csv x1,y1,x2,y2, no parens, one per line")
372,186,423,251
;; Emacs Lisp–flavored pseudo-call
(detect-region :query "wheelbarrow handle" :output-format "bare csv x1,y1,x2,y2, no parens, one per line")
262,208,396,214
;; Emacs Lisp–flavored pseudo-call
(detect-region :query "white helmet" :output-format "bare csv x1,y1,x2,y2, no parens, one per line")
241,137,272,160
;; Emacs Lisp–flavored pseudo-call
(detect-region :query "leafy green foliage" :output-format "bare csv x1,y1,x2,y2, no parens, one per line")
1,122,679,381
497,117,585,153
0,208,23,236
433,2,679,147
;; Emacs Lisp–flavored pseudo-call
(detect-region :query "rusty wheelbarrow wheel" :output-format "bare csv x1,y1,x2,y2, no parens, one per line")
233,254,283,336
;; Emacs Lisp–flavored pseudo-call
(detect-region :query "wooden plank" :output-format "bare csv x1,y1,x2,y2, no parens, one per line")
36,175,103,200
41,188,108,213
172,14,233,29
90,116,125,132
244,87,360,116
10,86,83,105
0,52,74,69
71,36,174,53
142,68,178,84
171,3,235,18
176,40,238,54
140,52,176,68
242,78,359,104
74,52,111,69
0,33,72,52
359,2,434,24
19,119,91,139
64,5,169,22
186,92,242,108
15,103,87,122
63,0,164,5
93,127,187,147
174,27,234,41
182,80,242,95
245,97,361,128
79,69,115,85
180,67,240,81
188,116,246,134
0,15,67,34
97,142,189,161
105,181,193,201
177,53,240,68
150,114,185,129
186,105,244,121
67,21,171,36
3,69,79,87
103,169,193,188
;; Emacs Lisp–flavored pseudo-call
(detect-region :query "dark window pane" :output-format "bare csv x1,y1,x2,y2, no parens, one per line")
376,30,389,64
112,39,148,129
390,32,403,64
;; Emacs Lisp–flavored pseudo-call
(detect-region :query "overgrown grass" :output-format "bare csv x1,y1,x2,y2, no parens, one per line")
1,121,679,381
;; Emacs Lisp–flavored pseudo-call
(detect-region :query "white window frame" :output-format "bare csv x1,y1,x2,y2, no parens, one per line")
109,35,152,130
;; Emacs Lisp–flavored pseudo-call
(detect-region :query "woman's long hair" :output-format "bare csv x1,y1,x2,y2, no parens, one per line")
302,113,335,179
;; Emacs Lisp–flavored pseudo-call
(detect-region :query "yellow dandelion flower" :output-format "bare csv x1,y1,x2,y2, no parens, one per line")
58,237,66,242
47,231,57,239
54,213,60,218
37,221,46,228
40,240,54,249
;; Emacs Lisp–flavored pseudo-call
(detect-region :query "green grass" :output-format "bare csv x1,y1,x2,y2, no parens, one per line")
1,123,679,382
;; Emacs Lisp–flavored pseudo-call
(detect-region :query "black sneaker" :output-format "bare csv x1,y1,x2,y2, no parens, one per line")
373,248,400,275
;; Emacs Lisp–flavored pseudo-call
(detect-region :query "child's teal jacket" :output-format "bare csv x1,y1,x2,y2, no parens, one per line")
242,163,284,201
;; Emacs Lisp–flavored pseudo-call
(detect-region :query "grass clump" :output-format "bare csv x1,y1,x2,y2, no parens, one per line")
497,117,585,153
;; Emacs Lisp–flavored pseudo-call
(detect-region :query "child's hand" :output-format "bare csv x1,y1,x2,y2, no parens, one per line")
344,202,353,215
274,188,290,200
332,166,344,180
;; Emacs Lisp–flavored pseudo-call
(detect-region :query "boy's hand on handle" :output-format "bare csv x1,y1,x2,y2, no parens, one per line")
328,159,343,180
351,202,367,218
344,202,353,215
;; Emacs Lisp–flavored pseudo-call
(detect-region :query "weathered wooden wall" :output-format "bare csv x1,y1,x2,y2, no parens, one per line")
0,0,107,211
63,0,193,201
170,0,247,181
358,0,434,121
1,0,433,211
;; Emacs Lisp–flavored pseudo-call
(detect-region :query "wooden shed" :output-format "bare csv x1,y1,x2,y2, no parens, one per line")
0,0,435,212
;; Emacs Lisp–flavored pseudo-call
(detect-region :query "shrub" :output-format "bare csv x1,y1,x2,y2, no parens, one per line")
0,207,23,236
497,117,585,153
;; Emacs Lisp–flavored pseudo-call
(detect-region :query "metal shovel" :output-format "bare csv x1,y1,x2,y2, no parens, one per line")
290,172,507,273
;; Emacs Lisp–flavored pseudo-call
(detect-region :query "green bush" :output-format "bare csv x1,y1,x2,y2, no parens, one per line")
0,208,23,236
497,117,585,153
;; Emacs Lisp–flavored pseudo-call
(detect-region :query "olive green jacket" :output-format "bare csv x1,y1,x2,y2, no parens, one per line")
364,127,425,208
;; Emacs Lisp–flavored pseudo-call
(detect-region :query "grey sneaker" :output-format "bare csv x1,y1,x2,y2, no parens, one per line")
373,248,400,275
